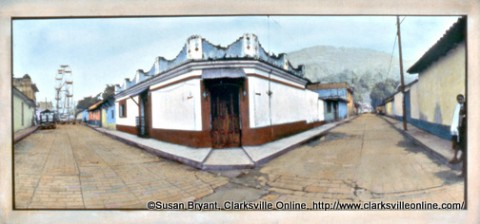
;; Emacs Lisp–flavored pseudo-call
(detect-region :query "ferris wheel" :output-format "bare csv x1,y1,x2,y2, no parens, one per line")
55,65,74,122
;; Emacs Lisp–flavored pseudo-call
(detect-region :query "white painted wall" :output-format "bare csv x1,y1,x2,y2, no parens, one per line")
248,76,271,127
248,75,323,128
318,97,325,121
151,78,202,130
187,36,203,60
150,70,202,90
305,90,324,122
393,92,403,117
115,96,139,127
244,68,305,89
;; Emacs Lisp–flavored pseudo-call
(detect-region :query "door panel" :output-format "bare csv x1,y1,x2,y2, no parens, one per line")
211,84,240,148
137,92,149,137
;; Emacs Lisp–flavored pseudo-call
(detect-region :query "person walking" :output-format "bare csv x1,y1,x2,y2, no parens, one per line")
458,97,467,176
449,94,464,164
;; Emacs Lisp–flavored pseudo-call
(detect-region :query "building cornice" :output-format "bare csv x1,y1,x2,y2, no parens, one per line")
115,59,308,99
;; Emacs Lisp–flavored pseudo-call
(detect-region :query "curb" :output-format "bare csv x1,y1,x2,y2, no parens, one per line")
89,125,207,169
13,126,39,144
86,116,357,171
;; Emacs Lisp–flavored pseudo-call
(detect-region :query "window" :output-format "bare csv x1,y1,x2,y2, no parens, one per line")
111,110,114,119
326,101,332,113
119,101,127,118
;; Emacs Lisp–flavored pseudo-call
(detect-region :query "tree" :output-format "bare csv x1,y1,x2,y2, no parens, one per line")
102,84,115,100
370,78,399,109
76,96,98,111
76,84,115,112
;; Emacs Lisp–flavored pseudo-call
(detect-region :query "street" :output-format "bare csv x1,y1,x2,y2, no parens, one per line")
14,114,464,209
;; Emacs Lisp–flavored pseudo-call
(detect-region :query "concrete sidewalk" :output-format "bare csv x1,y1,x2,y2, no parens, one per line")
91,117,355,170
381,115,462,170
13,125,39,144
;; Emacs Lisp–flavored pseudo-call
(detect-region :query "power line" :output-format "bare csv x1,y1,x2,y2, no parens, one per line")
387,16,406,78
387,33,398,79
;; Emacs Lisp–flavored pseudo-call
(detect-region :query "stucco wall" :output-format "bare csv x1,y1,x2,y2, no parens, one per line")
81,110,89,122
338,102,348,120
347,91,355,116
247,75,322,128
88,110,101,126
248,76,270,127
385,101,393,115
150,78,202,131
102,105,116,129
317,97,325,122
393,92,403,117
323,101,335,122
116,96,139,127
409,83,420,119
105,105,116,125
416,43,465,125
13,94,35,132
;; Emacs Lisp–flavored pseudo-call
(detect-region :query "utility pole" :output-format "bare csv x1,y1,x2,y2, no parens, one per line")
397,16,407,131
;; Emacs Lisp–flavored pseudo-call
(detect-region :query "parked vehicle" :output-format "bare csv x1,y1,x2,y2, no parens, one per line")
39,109,57,129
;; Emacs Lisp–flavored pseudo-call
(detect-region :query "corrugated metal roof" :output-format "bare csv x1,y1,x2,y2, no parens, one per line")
407,17,465,74
88,100,103,111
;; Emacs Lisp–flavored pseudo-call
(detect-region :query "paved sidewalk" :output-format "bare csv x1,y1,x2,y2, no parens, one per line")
92,118,354,170
381,115,462,170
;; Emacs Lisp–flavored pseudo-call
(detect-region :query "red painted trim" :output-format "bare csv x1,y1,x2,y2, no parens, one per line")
116,124,138,135
150,128,211,148
241,120,324,146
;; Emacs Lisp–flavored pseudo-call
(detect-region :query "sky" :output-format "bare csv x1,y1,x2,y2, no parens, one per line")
12,16,461,106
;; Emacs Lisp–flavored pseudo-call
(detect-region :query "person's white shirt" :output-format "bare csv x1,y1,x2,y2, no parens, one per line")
450,103,462,140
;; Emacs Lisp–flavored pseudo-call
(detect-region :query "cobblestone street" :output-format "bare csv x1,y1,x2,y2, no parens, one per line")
14,125,228,209
14,114,464,209
252,114,464,205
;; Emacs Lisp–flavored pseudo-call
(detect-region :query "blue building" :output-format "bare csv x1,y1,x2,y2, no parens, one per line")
101,97,116,129
81,109,89,123
307,82,355,122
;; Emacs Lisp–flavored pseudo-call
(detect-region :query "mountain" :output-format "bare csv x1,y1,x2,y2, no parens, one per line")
287,46,417,106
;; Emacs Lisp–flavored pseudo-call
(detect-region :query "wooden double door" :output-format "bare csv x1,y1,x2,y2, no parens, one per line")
208,80,242,148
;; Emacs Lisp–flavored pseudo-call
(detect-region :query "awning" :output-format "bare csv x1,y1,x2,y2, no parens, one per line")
201,68,246,79
320,96,349,103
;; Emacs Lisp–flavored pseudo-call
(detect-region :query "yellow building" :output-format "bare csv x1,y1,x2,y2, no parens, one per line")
406,17,465,139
